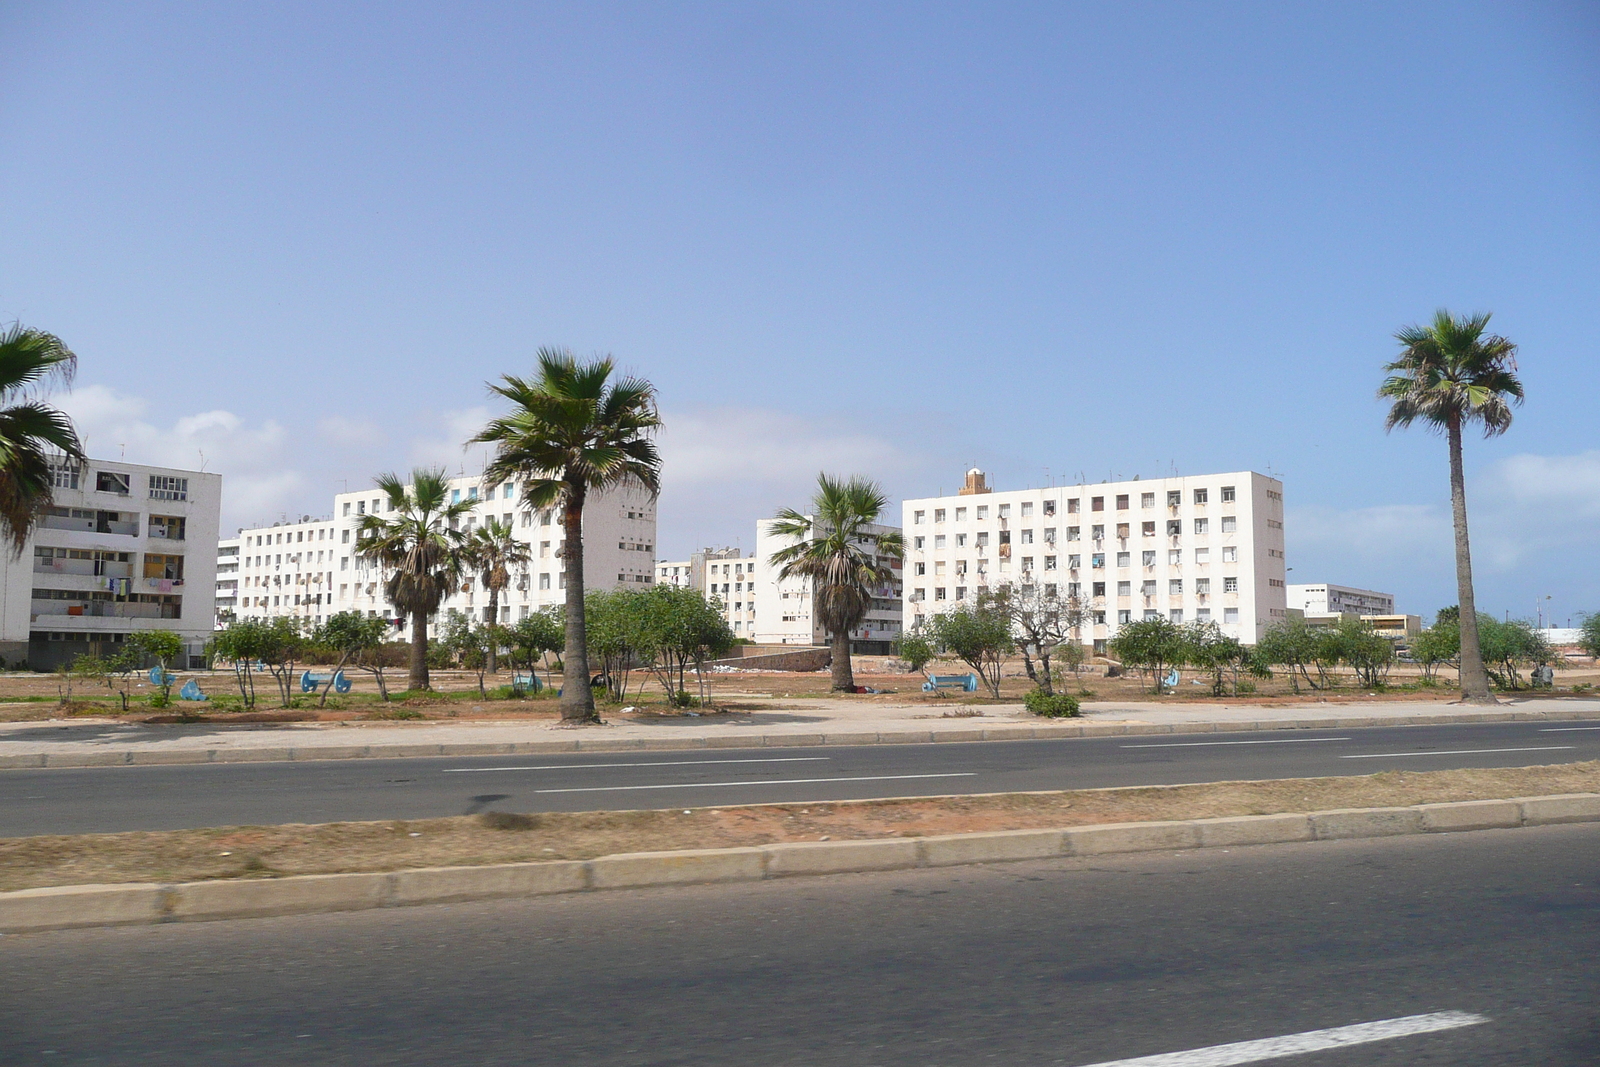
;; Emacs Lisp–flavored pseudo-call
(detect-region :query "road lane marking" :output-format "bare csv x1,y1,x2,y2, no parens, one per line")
1539,726,1600,732
1121,738,1349,749
443,758,831,773
1073,1010,1487,1066
531,772,976,794
1339,746,1574,759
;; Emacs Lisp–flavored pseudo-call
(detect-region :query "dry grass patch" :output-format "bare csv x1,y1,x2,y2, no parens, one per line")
3,761,1597,892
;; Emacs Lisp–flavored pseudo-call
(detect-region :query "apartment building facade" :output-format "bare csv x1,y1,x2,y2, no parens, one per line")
655,547,761,637
1286,583,1395,617
752,517,903,654
2,456,222,669
901,468,1286,649
222,473,657,636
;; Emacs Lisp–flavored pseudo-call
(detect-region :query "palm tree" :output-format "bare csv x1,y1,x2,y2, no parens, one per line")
462,516,532,673
1380,309,1523,705
768,473,905,692
354,468,476,691
471,349,661,723
0,325,84,554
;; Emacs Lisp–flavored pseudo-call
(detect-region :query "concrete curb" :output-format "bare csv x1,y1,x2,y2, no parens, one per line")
4,706,1600,769
4,792,1596,933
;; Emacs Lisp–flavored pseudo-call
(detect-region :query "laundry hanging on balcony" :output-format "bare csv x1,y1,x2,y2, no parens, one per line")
146,577,175,593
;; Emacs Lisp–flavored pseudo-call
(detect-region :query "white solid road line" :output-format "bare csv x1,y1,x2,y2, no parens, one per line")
1121,738,1349,749
442,757,830,774
1073,1010,1488,1067
1539,726,1600,732
531,772,977,794
1339,745,1574,760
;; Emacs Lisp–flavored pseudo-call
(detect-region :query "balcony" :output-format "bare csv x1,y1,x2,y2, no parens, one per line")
34,557,135,578
32,598,181,620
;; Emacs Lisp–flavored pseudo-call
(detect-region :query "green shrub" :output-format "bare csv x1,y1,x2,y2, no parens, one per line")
1024,689,1080,717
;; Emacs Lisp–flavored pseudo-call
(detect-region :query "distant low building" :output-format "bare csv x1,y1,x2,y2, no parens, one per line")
1287,583,1394,617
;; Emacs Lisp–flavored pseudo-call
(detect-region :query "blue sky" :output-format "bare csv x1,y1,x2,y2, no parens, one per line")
3,2,1597,624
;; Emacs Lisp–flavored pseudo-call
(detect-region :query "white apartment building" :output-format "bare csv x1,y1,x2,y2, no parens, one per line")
1286,583,1395,617
1,456,222,670
902,468,1286,650
655,547,762,636
224,473,656,636
753,517,903,654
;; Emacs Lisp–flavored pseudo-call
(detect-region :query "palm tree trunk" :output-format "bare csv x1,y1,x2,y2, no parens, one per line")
560,486,596,722
486,588,499,674
1448,416,1495,704
409,610,429,691
829,628,854,691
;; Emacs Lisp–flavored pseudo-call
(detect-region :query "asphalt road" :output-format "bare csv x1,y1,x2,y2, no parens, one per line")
2,822,1597,1065
2,719,1598,835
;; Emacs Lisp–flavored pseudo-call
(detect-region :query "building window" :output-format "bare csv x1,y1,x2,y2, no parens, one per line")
1222,546,1238,563
914,562,925,575
1044,556,1057,570
1194,488,1208,504
998,504,1010,518
913,535,925,549
1091,525,1104,540
934,535,947,550
1117,609,1132,624
1221,516,1237,533
1169,610,1184,623
1117,581,1131,596
1092,582,1106,597
1091,553,1104,568
96,471,131,495
934,509,946,523
148,515,186,540
1091,496,1104,512
1019,529,1033,544
1021,556,1034,570
955,586,967,600
955,507,967,522
1141,580,1156,596
1066,499,1080,514
342,503,351,516
913,510,925,524
1020,502,1033,517
1113,551,1128,568
1142,551,1155,566
1066,526,1080,541
1043,500,1056,516
975,505,988,520
1167,490,1181,507
1115,494,1129,510
1224,607,1240,623
1169,549,1182,565
956,533,968,548
1196,578,1211,594
1141,492,1155,508
1224,577,1239,593
141,475,189,502
1169,579,1183,595
1221,486,1236,503
1167,520,1181,536
1141,521,1155,537
1194,518,1208,535
1067,554,1080,569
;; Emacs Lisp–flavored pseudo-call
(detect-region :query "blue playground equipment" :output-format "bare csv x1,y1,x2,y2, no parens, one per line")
178,679,207,702
300,669,352,694
922,673,979,693
148,666,175,687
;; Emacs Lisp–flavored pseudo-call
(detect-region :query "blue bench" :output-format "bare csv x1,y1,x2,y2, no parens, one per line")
511,672,544,694
922,673,978,693
300,669,352,694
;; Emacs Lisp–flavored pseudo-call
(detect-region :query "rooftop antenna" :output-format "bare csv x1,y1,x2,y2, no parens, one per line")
197,449,207,472
119,443,126,459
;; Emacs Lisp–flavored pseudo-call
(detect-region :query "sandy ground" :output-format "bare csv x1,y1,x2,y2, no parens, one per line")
3,761,1595,892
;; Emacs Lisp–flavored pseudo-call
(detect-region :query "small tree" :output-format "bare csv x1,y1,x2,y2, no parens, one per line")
635,584,732,706
1410,622,1459,683
508,609,563,691
1332,617,1394,688
128,630,184,706
1109,616,1187,694
1579,613,1600,661
584,589,645,703
992,582,1085,696
311,611,389,706
210,620,267,708
1478,618,1551,690
256,617,307,706
1180,621,1249,697
925,592,1013,697
894,633,935,674
1254,617,1322,693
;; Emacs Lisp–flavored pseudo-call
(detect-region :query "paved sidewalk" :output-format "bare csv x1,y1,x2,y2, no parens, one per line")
3,694,1600,767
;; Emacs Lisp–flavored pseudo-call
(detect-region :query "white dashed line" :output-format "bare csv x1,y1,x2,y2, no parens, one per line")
531,772,977,794
442,757,830,773
1121,738,1349,749
1072,1010,1487,1066
1339,746,1574,759
1539,726,1600,732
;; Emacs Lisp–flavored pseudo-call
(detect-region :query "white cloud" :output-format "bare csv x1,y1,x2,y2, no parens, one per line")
57,383,305,529
408,406,495,475
1287,449,1600,619
317,416,387,449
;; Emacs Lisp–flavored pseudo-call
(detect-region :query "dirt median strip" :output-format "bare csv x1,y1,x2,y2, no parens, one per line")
2,787,1598,933
2,761,1598,897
